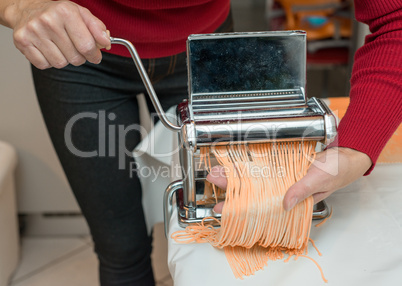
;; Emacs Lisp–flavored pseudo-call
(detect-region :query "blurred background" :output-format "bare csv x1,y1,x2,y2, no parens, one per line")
0,1,369,285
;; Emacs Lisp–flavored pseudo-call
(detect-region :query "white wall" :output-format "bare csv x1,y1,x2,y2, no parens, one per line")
0,26,79,213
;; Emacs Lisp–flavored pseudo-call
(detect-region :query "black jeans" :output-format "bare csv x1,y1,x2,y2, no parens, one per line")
32,51,187,285
31,11,233,286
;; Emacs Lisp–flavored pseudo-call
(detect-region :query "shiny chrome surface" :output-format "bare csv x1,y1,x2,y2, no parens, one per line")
187,31,306,104
178,211,221,228
192,89,303,102
177,116,197,220
192,99,305,112
113,33,337,231
193,108,313,122
163,180,183,237
181,122,197,150
314,98,338,145
176,96,337,146
194,116,325,145
179,147,196,212
312,200,331,220
191,89,306,112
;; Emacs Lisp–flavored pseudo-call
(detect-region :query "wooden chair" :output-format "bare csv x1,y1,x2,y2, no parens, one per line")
276,0,352,53
267,0,354,97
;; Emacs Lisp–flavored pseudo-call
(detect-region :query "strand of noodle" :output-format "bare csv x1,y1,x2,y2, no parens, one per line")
309,238,323,256
315,208,333,228
297,255,328,283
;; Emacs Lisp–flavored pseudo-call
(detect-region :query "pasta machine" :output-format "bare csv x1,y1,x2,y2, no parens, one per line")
110,31,337,236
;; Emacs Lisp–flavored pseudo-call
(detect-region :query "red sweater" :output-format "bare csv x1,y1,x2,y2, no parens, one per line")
72,0,231,58
332,0,402,174
73,0,401,174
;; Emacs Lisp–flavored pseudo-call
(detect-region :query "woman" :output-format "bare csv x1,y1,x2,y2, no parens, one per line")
0,0,400,285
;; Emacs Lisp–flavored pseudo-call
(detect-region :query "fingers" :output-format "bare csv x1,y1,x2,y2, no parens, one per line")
34,39,70,68
49,29,86,66
206,165,227,190
283,149,343,211
283,147,372,211
12,1,109,69
23,45,51,70
63,14,102,65
63,4,108,64
206,165,227,214
213,202,224,214
283,163,331,211
78,6,111,50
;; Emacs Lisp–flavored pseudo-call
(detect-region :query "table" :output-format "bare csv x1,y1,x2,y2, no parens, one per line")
168,163,402,286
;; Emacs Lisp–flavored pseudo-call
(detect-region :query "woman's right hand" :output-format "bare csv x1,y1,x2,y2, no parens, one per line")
5,0,110,69
207,147,372,214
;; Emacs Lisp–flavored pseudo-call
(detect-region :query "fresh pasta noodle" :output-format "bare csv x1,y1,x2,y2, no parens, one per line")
172,141,327,281
315,208,333,228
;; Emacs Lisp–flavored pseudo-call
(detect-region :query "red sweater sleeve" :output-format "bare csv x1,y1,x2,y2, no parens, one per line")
328,0,402,175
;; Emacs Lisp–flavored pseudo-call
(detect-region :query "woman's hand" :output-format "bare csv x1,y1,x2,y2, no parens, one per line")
207,147,372,213
4,0,110,69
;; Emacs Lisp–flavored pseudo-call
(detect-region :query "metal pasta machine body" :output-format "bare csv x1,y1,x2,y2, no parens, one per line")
110,31,337,236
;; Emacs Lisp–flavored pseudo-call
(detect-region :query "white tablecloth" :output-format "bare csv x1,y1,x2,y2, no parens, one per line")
168,163,402,286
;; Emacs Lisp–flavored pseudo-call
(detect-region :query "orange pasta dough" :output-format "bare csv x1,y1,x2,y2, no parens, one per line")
172,141,327,281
